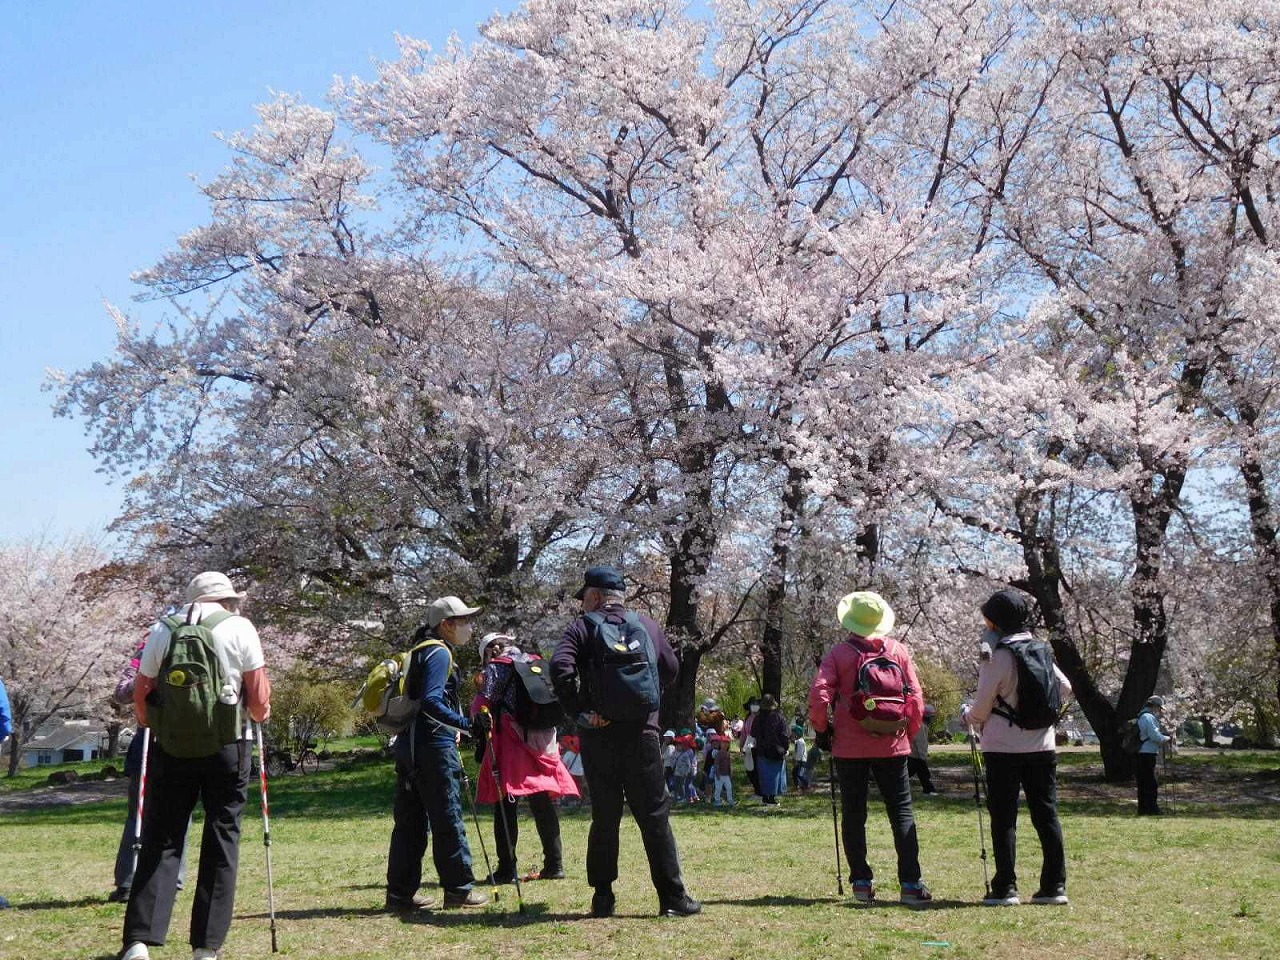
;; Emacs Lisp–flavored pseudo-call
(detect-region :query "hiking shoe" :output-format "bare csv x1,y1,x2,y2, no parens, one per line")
852,879,876,903
659,894,703,917
900,881,933,906
1030,888,1069,905
442,888,489,908
482,869,517,885
982,888,1020,906
526,866,566,881
120,944,150,960
591,889,616,918
385,891,437,912
107,886,131,903
193,950,219,960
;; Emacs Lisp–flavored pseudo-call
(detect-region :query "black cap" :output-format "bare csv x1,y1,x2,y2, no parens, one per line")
981,589,1032,636
575,564,626,600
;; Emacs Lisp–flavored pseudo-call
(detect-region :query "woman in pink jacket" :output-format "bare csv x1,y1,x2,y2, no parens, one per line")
808,591,930,905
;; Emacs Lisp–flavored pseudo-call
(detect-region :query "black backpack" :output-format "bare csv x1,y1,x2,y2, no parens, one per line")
991,634,1063,730
501,657,565,730
1120,717,1144,754
583,611,661,722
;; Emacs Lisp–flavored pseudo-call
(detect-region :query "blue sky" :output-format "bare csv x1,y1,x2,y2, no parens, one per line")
0,1,509,544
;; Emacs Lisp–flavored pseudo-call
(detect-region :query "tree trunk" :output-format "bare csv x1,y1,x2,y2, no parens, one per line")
760,467,805,701
1234,400,1280,725
1198,715,1215,748
105,721,123,759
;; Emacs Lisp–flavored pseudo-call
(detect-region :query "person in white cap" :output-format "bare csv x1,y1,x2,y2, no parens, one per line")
121,572,272,960
1136,696,1173,815
385,596,490,910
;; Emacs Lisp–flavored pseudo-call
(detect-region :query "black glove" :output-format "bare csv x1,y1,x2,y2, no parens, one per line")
814,729,833,752
472,711,493,737
473,736,487,764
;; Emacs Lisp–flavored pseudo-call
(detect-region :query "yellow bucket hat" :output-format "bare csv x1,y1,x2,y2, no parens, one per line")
837,591,895,638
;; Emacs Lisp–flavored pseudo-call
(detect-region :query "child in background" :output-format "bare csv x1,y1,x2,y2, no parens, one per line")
560,735,587,807
673,735,698,803
712,734,735,806
662,729,677,793
791,725,811,791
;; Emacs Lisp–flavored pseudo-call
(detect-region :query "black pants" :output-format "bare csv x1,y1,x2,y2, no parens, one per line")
494,791,562,875
123,741,249,952
1136,753,1160,814
114,771,190,892
984,751,1066,895
579,724,687,903
834,757,922,884
386,743,476,897
907,757,935,793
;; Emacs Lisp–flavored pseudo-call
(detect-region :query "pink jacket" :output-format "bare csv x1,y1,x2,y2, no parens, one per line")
808,634,925,759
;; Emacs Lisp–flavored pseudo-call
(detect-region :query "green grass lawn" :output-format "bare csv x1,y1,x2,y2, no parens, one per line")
1,747,1277,960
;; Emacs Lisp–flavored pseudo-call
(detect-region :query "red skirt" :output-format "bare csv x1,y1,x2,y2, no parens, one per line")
476,714,580,803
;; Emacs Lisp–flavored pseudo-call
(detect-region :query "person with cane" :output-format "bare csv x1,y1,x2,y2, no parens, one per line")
1136,696,1174,816
119,571,273,960
808,591,931,905
109,634,189,904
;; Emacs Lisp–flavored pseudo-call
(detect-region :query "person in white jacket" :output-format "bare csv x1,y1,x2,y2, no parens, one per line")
962,589,1073,908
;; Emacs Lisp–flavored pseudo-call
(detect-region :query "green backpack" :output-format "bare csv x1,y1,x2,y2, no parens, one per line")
149,609,244,758
357,638,451,735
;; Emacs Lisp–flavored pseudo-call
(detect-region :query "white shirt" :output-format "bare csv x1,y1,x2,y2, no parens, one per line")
140,601,266,703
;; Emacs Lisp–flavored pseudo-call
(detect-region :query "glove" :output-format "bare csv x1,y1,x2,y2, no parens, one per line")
472,711,493,737
814,729,833,752
473,736,487,764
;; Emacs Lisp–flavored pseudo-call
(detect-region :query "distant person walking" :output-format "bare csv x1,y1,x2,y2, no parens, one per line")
120,572,273,960
752,694,790,806
809,591,931,905
1136,696,1173,816
908,705,939,795
962,589,1073,907
551,565,700,918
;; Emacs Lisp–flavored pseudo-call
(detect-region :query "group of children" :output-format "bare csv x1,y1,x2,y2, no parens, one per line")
656,720,816,807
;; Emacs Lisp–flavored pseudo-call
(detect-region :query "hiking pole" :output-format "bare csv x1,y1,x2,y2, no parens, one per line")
482,707,526,914
1163,740,1175,816
459,749,500,904
968,727,991,898
254,723,280,953
130,727,151,881
825,729,844,897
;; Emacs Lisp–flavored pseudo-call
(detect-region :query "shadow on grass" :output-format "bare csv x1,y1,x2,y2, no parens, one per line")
239,901,580,926
11,895,107,911
703,894,834,908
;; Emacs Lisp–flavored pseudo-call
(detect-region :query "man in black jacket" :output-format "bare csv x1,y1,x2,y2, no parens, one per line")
550,565,700,919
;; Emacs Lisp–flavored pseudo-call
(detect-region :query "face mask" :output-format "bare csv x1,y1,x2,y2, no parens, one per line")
750,704,759,714
450,620,474,646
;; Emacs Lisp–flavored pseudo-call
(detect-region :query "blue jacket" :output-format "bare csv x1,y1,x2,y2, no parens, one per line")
0,678,11,741
1138,709,1170,754
394,640,471,761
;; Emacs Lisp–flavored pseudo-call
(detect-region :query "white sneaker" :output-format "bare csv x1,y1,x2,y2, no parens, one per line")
120,944,150,960
193,950,218,960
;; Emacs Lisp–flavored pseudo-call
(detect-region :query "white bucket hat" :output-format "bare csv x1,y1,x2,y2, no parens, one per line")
426,595,482,628
183,571,246,605
479,632,516,662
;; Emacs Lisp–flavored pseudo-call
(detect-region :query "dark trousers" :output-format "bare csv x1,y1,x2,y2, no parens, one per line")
115,770,190,891
984,751,1066,895
387,742,475,896
907,757,936,793
834,757,922,884
579,725,687,903
1136,753,1160,814
494,791,562,875
122,741,249,951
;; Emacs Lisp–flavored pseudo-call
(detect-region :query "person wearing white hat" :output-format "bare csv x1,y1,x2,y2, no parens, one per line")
121,572,272,960
386,595,490,910
1136,696,1173,815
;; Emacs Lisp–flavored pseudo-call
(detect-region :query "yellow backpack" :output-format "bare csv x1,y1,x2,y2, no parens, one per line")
357,638,451,734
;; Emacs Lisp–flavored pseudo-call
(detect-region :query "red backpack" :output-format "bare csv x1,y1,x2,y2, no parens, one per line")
845,637,918,736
